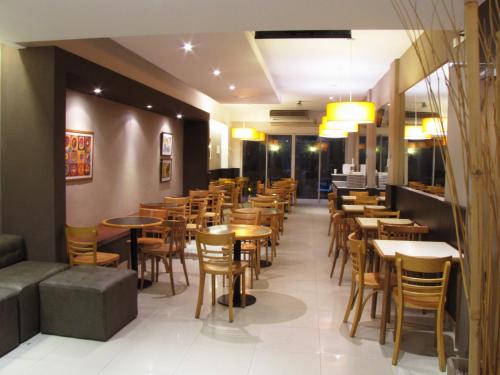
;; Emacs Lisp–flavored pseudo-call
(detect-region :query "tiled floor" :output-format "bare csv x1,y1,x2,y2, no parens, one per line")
0,203,453,374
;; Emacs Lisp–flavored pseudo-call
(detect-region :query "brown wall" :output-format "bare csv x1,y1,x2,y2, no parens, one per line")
65,90,183,226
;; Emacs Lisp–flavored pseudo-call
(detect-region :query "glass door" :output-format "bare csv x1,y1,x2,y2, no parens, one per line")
294,135,320,199
267,135,292,183
319,138,346,199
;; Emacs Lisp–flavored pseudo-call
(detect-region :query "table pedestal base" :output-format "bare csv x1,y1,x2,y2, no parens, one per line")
260,260,272,268
217,294,256,307
137,279,153,289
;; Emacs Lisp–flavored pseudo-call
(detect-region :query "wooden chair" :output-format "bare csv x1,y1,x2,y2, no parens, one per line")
140,218,189,293
195,231,247,322
164,196,191,218
227,210,262,287
186,198,207,243
343,232,395,337
66,226,120,267
327,200,338,237
256,181,265,195
377,222,429,241
137,208,168,247
208,184,226,192
355,195,378,205
189,189,209,198
329,213,355,285
221,185,240,220
253,196,284,237
363,207,400,218
392,253,452,371
204,191,224,226
327,192,337,201
349,191,369,197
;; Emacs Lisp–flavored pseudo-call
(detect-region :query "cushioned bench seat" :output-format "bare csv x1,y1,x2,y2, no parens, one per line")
0,288,19,356
0,261,69,341
40,266,137,341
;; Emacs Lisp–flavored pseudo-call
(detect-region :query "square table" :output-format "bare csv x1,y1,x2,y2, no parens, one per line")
342,195,386,203
342,204,386,216
372,240,460,344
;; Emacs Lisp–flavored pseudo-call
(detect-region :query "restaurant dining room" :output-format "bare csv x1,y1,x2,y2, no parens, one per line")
0,0,498,374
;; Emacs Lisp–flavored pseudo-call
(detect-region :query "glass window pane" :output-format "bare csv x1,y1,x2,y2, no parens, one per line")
407,139,434,185
242,140,266,191
358,135,366,165
376,135,389,172
295,135,319,199
320,138,345,198
267,135,291,182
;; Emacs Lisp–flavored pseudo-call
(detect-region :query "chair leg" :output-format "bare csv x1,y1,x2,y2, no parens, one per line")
343,277,357,323
392,305,404,366
211,274,216,305
328,217,333,236
181,253,190,286
349,284,365,337
436,309,446,371
328,233,336,257
228,276,234,322
330,245,341,278
338,248,349,286
242,271,246,308
195,272,205,318
168,253,175,296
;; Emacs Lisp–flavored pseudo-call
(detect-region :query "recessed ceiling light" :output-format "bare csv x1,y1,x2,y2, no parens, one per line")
212,69,221,76
229,84,236,91
146,104,153,109
329,96,334,100
176,114,183,119
182,42,193,52
93,88,102,94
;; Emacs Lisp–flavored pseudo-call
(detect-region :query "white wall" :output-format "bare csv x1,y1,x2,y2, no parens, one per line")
65,90,183,226
209,119,229,170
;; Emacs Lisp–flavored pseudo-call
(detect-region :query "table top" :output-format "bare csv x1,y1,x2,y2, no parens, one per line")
355,217,413,230
102,216,163,229
373,240,460,261
342,195,385,202
234,208,279,216
342,204,385,213
206,224,272,240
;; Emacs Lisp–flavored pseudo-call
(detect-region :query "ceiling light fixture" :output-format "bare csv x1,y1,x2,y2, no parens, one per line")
212,69,221,76
404,93,431,140
229,84,236,91
146,104,153,109
326,39,375,128
422,117,448,137
318,117,348,138
93,88,102,95
176,114,183,119
319,116,356,134
182,42,193,52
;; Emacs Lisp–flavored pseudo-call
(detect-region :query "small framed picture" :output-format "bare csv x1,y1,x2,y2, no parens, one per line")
160,159,172,182
65,129,94,181
160,132,173,157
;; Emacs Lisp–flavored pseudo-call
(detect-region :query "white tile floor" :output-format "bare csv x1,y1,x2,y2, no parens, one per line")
0,203,453,374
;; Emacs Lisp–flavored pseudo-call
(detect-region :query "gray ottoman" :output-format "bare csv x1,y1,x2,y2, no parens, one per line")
39,266,137,341
0,288,19,356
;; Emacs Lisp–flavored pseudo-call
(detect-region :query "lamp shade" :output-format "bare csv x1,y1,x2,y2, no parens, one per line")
319,124,348,138
321,116,358,133
404,125,431,140
231,127,258,140
422,117,447,137
326,101,376,124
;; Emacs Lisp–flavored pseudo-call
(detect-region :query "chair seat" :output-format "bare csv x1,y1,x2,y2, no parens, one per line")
137,237,164,247
392,290,441,310
356,272,396,288
73,252,120,266
241,242,257,252
203,261,248,275
142,243,183,255
204,212,217,218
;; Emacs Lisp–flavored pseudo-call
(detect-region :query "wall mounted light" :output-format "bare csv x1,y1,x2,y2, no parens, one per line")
176,114,183,119
212,69,221,76
182,42,193,52
146,104,153,109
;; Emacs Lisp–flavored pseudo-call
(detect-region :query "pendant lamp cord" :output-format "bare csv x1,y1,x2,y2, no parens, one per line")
349,38,353,102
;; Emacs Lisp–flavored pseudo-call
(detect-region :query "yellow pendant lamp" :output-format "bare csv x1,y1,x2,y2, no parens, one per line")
320,116,357,133
404,125,431,140
326,101,375,125
318,117,348,138
231,126,258,140
422,117,447,137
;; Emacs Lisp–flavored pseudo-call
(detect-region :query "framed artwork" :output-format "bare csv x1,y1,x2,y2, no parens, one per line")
65,129,94,181
160,132,173,157
160,159,172,182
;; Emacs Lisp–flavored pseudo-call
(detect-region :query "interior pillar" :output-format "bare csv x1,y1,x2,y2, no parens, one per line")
387,59,405,185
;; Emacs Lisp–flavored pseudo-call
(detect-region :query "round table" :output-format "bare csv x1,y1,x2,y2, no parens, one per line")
102,216,163,287
234,208,279,267
206,224,272,307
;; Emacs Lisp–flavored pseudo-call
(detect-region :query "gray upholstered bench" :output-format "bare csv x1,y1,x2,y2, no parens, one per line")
39,266,137,341
0,288,18,356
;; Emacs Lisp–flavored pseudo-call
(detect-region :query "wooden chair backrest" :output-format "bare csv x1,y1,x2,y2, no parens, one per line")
328,200,337,215
139,208,167,219
209,184,226,191
164,218,186,251
395,253,451,310
364,207,400,218
189,190,209,198
228,210,261,225
377,222,429,241
140,203,164,209
355,196,378,205
66,225,97,266
195,231,235,276
190,197,208,217
251,199,277,209
164,205,186,220
348,232,365,282
207,191,224,212
349,191,369,197
327,192,337,201
265,187,286,198
256,181,265,194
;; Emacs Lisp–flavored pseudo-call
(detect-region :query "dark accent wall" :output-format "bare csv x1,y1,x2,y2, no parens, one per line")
183,120,209,195
1,47,66,261
1,46,209,261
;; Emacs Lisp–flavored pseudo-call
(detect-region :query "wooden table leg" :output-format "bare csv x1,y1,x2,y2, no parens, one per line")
371,254,380,319
379,259,391,344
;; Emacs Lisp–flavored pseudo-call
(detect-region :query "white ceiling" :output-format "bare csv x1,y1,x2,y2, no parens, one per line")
0,0,463,46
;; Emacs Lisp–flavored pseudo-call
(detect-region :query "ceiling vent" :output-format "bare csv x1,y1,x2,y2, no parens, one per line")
269,110,313,125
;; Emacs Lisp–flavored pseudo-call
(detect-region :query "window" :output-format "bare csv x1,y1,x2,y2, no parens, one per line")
267,135,292,182
242,140,266,192
376,135,389,172
295,136,319,199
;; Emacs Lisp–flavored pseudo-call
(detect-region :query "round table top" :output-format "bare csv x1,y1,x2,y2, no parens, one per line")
206,224,272,240
234,208,279,216
102,216,163,229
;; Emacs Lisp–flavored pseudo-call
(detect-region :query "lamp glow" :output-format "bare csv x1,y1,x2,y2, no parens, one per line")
269,144,280,152
326,101,376,124
320,116,357,133
231,127,258,140
318,124,348,138
422,117,448,137
404,125,431,140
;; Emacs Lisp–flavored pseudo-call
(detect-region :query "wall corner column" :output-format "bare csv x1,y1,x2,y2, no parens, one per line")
387,59,405,185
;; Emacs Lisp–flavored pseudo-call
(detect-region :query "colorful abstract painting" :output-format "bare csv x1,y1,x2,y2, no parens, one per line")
65,130,94,181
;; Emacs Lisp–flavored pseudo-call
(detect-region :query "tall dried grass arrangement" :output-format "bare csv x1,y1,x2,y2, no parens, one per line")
391,0,499,373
